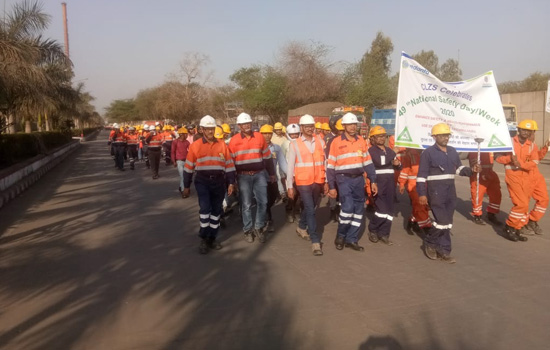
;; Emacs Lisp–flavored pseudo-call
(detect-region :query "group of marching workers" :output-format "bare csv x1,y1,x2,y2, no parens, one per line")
110,113,548,262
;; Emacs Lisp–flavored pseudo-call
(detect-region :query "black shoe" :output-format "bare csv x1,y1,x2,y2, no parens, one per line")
406,221,415,235
206,238,222,250
379,236,393,246
344,242,365,252
487,213,502,226
368,231,379,243
266,220,275,233
526,219,543,235
503,225,519,242
152,174,159,179
256,227,267,243
334,236,344,250
424,244,437,260
472,216,485,225
199,239,209,254
516,228,529,241
330,208,339,223
220,217,226,229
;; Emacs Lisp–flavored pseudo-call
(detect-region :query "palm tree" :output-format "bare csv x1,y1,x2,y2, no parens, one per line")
0,0,72,133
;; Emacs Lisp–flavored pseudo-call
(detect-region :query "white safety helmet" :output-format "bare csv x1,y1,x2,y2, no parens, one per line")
129,126,135,131
199,115,217,128
143,125,149,131
286,123,300,135
113,123,119,128
341,112,358,124
299,114,315,125
236,112,252,124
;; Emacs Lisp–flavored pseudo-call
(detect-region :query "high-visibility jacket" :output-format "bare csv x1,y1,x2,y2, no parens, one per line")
183,137,236,188
126,133,139,146
147,133,164,149
228,131,274,174
291,135,326,186
163,131,176,142
398,148,421,192
111,131,127,144
326,133,376,190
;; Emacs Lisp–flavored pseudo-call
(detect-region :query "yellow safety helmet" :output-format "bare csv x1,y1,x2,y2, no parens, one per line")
335,119,344,131
369,125,387,137
214,127,224,139
274,122,284,130
315,122,322,129
321,122,330,131
221,123,231,134
178,127,188,134
260,124,274,133
119,127,124,132
431,123,452,135
155,126,161,131
517,119,538,131
282,126,286,133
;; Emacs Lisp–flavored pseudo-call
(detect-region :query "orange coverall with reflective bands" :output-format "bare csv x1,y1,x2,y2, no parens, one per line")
529,145,548,222
495,136,539,229
398,148,431,228
468,152,501,216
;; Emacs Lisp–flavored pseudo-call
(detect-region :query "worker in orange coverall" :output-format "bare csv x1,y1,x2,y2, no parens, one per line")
467,152,502,226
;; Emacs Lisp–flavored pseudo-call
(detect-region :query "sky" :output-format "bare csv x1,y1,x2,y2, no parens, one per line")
4,0,550,114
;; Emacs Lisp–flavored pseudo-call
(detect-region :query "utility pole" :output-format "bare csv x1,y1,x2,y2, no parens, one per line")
61,2,69,58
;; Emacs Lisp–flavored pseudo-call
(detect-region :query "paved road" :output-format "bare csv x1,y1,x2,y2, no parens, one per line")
1,131,549,350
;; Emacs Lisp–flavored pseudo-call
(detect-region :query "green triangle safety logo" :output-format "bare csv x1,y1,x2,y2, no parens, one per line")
487,134,505,147
397,127,412,142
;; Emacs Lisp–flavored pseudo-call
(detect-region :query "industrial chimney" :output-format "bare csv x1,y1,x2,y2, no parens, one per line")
61,2,69,58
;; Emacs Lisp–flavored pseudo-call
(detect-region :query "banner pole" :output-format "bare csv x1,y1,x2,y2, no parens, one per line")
474,138,484,212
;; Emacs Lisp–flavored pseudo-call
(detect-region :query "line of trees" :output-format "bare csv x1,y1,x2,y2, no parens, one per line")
105,36,548,125
0,0,101,134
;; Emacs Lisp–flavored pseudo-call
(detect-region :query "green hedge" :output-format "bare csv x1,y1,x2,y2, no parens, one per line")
0,131,73,169
71,127,101,137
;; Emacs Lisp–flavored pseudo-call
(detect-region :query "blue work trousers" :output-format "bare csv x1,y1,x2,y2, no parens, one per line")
425,181,457,255
238,171,268,232
336,174,365,243
195,174,226,239
368,174,395,238
296,183,323,243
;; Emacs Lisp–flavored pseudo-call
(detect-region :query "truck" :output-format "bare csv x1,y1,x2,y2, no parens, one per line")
330,106,370,137
502,104,518,136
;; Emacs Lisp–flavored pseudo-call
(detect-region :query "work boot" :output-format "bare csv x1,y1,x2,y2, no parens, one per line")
286,212,295,223
330,207,340,223
199,239,209,255
256,227,267,243
503,225,519,242
311,243,323,256
296,227,310,241
424,244,437,260
266,220,275,232
344,242,365,252
244,230,255,243
206,238,222,250
379,236,393,246
406,221,416,235
437,252,457,264
526,219,543,235
334,236,344,250
472,215,485,225
368,231,379,243
487,213,502,226
518,225,534,236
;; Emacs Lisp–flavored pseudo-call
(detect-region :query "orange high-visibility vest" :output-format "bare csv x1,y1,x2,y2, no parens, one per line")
184,139,235,174
126,133,139,146
148,134,164,149
292,135,326,186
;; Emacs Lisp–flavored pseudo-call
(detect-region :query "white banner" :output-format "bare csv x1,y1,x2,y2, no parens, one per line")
395,52,513,152
546,80,550,113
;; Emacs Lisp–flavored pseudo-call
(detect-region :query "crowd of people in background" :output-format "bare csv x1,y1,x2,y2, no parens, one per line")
107,114,549,262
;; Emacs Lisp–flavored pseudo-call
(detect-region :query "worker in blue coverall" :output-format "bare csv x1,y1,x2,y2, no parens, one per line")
417,123,481,264
367,126,402,245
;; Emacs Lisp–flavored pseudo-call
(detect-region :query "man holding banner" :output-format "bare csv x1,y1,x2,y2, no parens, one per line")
417,123,480,263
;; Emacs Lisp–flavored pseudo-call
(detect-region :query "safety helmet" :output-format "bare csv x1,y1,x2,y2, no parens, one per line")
200,115,217,128
214,127,224,139
315,122,322,129
113,123,119,128
321,122,330,131
129,126,135,131
155,126,161,131
260,124,274,133
236,112,252,124
274,122,284,130
517,119,538,131
178,127,188,134
369,125,387,137
282,126,286,133
287,123,300,135
299,114,315,125
335,119,344,131
221,123,231,133
431,123,452,135
119,127,124,132
341,112,358,124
